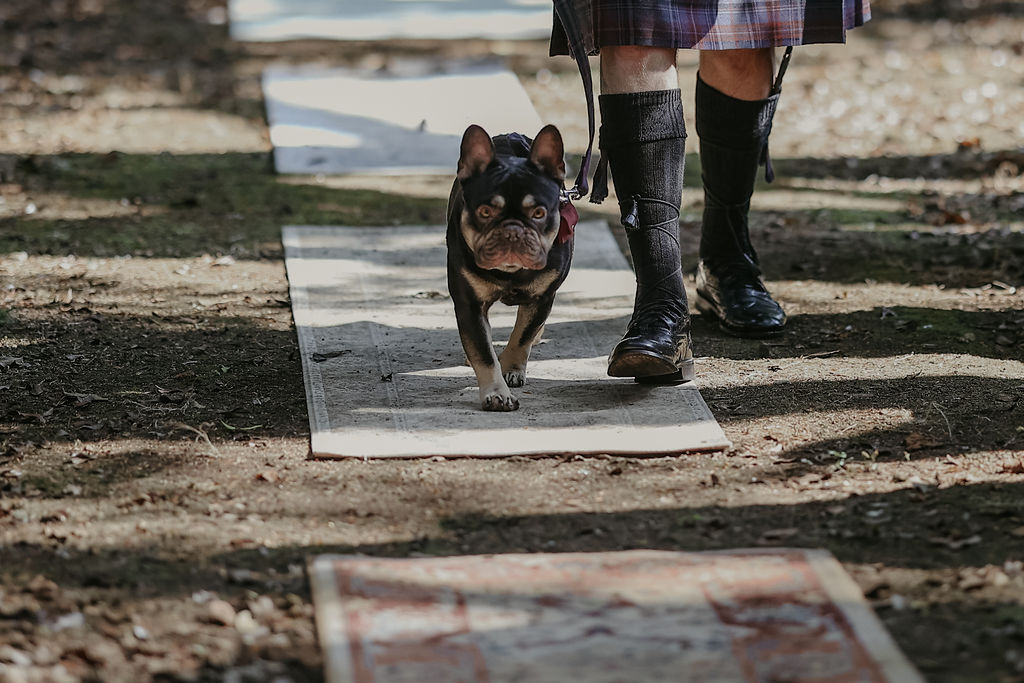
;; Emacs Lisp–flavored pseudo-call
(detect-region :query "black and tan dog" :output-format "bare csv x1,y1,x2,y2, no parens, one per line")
447,124,573,411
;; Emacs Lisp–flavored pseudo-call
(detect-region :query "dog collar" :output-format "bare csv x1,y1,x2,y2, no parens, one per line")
558,199,578,244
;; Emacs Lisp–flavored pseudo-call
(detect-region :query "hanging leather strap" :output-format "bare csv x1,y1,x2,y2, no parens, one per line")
552,0,595,202
773,46,794,96
761,45,794,183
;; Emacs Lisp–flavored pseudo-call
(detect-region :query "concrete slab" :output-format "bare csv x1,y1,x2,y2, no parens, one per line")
283,220,729,458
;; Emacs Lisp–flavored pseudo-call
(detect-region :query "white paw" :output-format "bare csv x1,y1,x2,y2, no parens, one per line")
481,386,519,412
503,368,526,388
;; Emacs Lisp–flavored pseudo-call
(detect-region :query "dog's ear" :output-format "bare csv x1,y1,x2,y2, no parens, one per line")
528,125,565,183
457,125,495,181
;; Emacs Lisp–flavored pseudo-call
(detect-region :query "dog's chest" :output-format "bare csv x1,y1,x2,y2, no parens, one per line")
461,266,560,306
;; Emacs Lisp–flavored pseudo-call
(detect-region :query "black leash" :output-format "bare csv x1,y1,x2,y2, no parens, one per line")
773,46,794,96
552,0,595,203
761,45,794,182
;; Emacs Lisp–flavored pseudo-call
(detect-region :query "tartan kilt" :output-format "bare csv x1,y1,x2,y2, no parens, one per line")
550,0,870,55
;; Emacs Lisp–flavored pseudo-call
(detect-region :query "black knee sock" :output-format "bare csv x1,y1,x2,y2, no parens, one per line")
598,89,688,324
695,74,779,271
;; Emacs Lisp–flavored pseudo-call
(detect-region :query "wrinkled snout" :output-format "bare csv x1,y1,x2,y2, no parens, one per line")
475,222,549,271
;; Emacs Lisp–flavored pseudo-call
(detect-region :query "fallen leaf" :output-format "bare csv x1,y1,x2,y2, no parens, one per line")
0,646,33,667
759,527,799,543
63,390,107,407
929,534,982,550
221,421,264,432
803,349,840,359
958,573,987,591
905,432,941,451
207,600,236,626
228,568,255,583
311,349,351,362
906,475,938,492
17,409,52,424
1001,458,1024,475
234,610,260,634
256,470,280,484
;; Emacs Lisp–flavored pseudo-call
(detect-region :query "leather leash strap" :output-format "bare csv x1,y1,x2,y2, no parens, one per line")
552,0,595,202
773,45,794,96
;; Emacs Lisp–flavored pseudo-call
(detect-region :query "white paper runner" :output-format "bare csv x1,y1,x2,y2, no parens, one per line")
284,220,730,458
264,64,544,175
230,0,554,42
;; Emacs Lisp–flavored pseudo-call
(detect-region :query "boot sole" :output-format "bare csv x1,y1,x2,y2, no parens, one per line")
607,350,694,383
635,358,696,385
695,293,785,339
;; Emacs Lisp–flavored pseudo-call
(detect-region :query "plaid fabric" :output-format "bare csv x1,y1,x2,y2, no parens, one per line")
550,0,870,55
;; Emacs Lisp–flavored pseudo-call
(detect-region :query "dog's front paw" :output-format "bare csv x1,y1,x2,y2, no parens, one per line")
482,387,519,412
503,368,526,388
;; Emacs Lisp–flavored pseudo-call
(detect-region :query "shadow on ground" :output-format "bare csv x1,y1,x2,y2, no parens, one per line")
5,478,1024,678
1,308,1021,458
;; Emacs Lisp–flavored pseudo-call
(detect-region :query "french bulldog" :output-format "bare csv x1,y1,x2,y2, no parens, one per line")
447,124,574,411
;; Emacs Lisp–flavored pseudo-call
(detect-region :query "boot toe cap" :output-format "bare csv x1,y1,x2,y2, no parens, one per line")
696,264,786,337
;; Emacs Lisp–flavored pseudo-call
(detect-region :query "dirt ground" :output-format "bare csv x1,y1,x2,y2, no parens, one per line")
1,0,1023,681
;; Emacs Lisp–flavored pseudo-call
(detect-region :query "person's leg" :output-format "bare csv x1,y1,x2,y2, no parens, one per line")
601,46,678,94
695,48,787,337
698,48,774,100
599,46,693,382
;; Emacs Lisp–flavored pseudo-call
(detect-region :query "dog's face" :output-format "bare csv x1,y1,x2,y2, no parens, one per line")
456,125,565,272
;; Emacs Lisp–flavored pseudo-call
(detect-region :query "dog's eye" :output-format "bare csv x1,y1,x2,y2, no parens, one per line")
530,207,547,220
477,205,495,220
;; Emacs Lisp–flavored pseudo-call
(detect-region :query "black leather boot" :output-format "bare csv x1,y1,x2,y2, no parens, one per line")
695,74,786,338
599,89,694,384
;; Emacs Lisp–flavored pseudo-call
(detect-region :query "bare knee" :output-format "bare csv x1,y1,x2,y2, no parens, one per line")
699,48,774,100
601,46,678,94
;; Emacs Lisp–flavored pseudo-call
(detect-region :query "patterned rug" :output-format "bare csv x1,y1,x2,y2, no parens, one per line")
309,549,923,682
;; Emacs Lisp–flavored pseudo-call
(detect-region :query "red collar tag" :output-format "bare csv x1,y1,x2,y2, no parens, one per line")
558,200,578,244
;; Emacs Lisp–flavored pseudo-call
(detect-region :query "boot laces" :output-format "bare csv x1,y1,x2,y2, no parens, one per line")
629,276,687,334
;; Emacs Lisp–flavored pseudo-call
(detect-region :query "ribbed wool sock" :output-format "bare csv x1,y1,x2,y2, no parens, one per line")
695,74,779,270
598,89,688,325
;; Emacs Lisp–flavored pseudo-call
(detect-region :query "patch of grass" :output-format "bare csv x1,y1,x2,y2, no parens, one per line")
21,474,75,498
1,152,449,258
823,207,911,227
886,307,977,337
878,306,1016,356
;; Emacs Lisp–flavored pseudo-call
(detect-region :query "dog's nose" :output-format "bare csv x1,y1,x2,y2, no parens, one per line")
499,221,527,240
